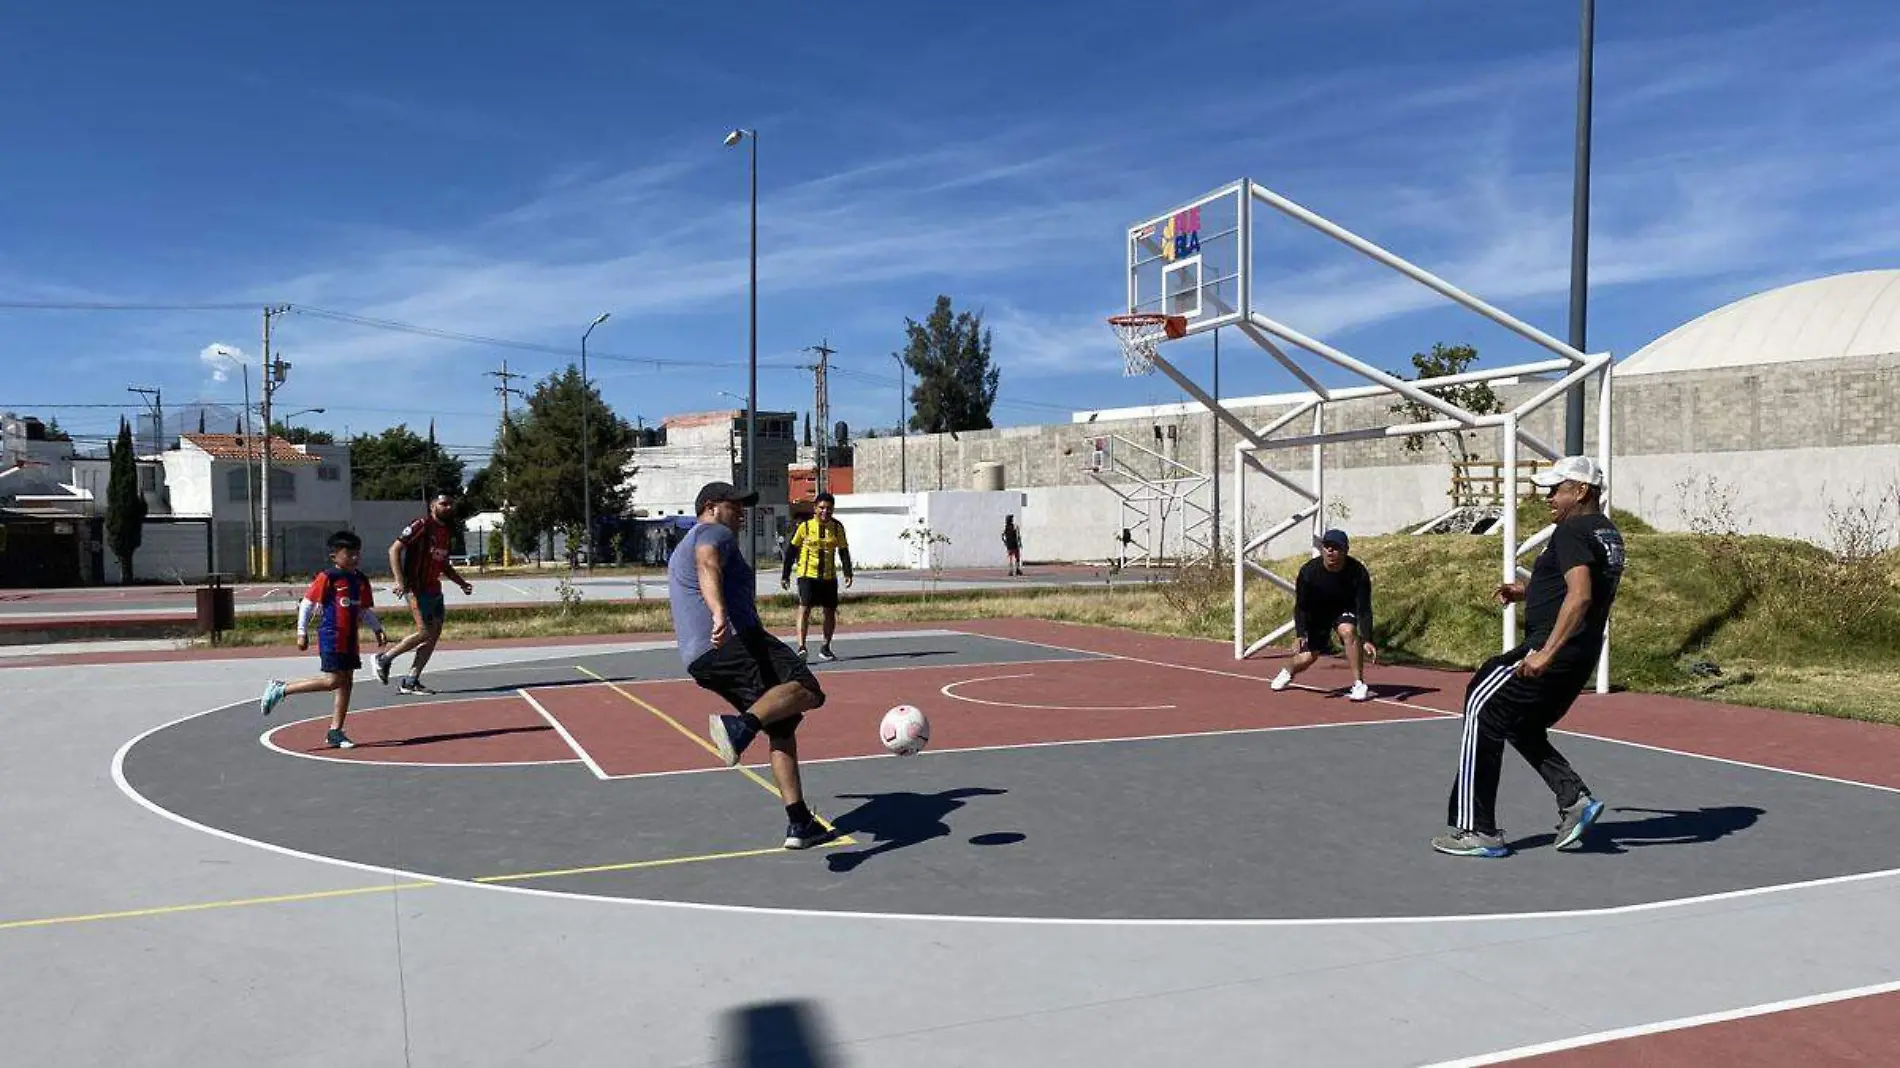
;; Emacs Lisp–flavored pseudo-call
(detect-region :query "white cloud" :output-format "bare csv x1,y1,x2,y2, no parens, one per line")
199,343,248,383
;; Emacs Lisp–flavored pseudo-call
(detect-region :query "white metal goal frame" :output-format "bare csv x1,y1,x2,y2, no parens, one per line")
1083,432,1215,568
1122,179,1615,694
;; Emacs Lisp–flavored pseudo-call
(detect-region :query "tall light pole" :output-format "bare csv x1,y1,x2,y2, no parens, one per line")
724,126,759,563
281,407,325,441
891,352,907,493
581,311,611,573
1565,0,1595,457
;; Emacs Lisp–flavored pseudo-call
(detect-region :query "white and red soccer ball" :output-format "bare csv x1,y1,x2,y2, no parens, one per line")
879,704,930,756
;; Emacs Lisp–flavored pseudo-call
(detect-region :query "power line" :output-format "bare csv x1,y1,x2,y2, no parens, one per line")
0,300,261,311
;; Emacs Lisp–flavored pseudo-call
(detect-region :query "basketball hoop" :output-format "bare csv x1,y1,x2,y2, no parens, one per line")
1108,313,1187,377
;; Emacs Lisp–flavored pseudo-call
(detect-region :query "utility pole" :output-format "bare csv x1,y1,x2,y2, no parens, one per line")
804,340,835,496
259,304,291,577
487,359,526,567
127,386,162,456
1565,0,1595,457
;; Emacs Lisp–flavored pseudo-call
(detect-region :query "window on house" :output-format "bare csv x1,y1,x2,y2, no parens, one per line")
269,469,296,503
317,465,341,482
227,468,249,503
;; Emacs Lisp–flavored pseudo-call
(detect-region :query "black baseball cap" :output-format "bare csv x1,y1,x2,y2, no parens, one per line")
695,481,759,514
1321,528,1350,551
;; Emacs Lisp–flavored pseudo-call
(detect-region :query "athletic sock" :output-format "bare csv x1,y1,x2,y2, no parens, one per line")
785,800,812,825
740,712,763,732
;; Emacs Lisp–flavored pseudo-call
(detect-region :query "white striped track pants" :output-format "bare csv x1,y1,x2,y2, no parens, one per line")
1448,644,1593,837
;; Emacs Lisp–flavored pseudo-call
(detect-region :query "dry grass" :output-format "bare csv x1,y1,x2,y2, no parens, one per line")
217,525,1900,728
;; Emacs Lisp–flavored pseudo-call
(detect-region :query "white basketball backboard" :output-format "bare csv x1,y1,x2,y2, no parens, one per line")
1126,180,1249,335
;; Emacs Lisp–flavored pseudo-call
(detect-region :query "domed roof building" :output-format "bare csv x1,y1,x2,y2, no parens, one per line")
1617,269,1900,377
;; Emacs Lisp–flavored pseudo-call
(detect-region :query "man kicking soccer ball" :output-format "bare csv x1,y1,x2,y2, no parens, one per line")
669,481,830,850
1271,528,1377,702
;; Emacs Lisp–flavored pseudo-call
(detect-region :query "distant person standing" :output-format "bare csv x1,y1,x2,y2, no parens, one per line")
1271,528,1376,702
1434,456,1625,859
374,491,473,696
779,492,853,661
674,482,830,850
1002,516,1023,576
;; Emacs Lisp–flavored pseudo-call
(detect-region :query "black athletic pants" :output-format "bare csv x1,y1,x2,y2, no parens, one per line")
1448,643,1594,836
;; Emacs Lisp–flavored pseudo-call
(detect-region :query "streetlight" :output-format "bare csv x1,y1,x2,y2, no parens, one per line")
581,311,611,573
281,407,325,442
1565,0,1595,457
723,126,759,563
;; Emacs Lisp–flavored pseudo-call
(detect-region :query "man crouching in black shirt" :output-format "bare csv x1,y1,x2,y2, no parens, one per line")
1434,455,1626,859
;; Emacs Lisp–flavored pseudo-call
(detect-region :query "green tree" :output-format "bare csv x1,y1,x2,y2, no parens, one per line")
348,425,464,501
494,366,635,555
898,295,1001,433
105,418,147,584
1388,343,1502,467
268,421,336,445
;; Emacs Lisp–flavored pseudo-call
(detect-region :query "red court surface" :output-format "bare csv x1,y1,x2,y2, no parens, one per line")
265,695,575,764
402,655,1448,779
1509,987,1900,1065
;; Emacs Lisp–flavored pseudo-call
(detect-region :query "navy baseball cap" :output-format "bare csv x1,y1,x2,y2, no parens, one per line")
1320,529,1350,551
695,481,759,514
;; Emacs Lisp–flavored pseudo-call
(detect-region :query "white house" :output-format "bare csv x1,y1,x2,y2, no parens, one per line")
164,433,353,577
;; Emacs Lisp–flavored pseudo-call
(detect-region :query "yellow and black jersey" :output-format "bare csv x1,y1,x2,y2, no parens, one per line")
785,517,850,581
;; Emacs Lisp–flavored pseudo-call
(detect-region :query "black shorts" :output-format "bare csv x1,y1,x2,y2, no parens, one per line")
688,627,826,737
319,651,362,674
795,577,840,609
1298,612,1358,654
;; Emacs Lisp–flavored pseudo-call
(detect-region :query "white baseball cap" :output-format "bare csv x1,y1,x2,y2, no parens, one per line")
1531,455,1603,488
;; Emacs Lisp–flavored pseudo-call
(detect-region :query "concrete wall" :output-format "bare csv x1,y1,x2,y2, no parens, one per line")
833,491,1028,569
103,518,214,584
846,352,1900,556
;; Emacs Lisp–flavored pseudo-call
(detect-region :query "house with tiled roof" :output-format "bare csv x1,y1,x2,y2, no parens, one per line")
164,433,353,576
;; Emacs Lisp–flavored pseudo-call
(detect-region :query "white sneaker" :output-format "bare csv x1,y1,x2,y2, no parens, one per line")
1270,668,1292,692
1349,680,1371,702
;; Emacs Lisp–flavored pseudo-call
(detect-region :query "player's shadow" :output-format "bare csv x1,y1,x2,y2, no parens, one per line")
813,649,955,664
1507,805,1765,854
436,675,641,696
352,725,551,749
824,787,1015,872
716,998,837,1067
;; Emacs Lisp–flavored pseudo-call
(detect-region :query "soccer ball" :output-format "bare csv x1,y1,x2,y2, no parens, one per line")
879,704,930,756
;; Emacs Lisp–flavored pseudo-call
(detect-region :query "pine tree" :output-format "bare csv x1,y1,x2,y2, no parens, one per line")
897,295,1001,433
105,418,147,584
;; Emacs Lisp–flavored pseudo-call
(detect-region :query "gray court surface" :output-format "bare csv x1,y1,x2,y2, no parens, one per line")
122,632,1900,920
10,633,1900,1067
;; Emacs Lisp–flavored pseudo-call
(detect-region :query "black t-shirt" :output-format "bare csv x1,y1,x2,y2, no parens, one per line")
1295,556,1373,636
1524,511,1625,658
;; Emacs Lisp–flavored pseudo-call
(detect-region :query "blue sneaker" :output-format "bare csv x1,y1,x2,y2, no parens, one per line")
325,728,355,750
1431,829,1511,858
1555,795,1605,850
259,680,287,717
708,714,758,767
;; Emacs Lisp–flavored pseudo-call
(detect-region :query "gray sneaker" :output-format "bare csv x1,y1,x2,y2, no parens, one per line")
1431,829,1510,858
1554,795,1605,850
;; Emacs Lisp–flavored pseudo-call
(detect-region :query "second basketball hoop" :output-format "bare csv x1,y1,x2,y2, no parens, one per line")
1107,313,1187,377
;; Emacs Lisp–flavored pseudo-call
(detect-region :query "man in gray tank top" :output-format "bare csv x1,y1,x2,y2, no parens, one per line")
668,482,831,849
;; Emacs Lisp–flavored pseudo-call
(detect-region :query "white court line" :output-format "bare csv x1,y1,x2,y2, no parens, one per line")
518,688,611,781
109,634,1900,928
940,672,1177,711
257,693,582,770
1421,977,1900,1067
976,628,1900,796
594,712,1455,783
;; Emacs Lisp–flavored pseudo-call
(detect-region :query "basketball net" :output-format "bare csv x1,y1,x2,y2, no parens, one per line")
1108,314,1187,377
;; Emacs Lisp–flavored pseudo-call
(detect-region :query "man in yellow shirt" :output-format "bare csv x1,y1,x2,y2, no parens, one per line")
779,492,854,660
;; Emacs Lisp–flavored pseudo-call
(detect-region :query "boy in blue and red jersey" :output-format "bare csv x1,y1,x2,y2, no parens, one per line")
259,530,388,749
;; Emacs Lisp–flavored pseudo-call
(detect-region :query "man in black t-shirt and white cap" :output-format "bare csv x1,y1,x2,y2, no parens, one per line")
1434,455,1626,859
1271,528,1377,702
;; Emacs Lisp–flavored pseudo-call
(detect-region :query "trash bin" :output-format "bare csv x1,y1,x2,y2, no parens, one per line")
196,574,236,642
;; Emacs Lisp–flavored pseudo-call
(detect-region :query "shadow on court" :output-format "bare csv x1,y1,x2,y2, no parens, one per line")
1508,804,1766,854
813,648,957,664
351,725,553,749
425,675,642,696
824,787,1018,872
717,999,836,1068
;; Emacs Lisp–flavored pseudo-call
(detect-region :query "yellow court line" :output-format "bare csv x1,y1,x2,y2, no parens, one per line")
573,665,858,846
0,881,436,931
475,840,847,884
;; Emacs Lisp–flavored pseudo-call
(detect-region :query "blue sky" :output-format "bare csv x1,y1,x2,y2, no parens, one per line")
4,0,1898,470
